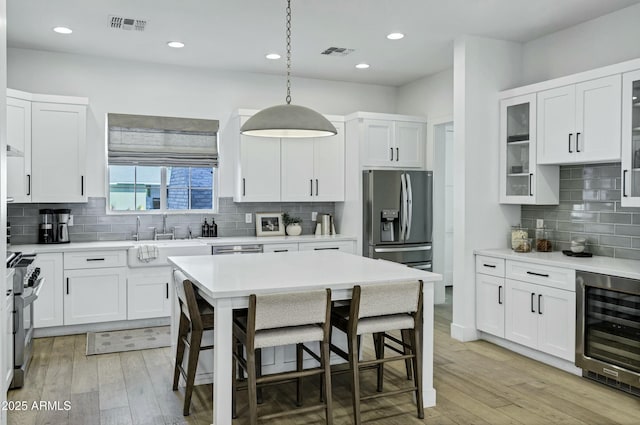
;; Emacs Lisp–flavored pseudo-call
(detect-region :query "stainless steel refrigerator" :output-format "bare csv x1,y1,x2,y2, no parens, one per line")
363,170,433,271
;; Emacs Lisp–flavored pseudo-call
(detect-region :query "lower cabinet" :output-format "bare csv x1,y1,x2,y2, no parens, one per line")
3,291,14,392
127,267,172,320
33,253,64,328
475,273,505,338
504,278,575,361
64,268,127,325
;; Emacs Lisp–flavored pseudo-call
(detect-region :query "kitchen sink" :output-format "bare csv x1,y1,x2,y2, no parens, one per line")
127,240,210,267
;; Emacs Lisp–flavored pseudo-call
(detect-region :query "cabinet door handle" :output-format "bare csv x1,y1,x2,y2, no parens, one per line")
242,178,246,196
568,133,573,153
538,294,542,315
483,263,496,268
498,286,503,305
26,174,31,196
274,249,288,252
66,278,70,295
526,271,549,278
623,170,628,197
575,132,581,152
166,283,169,299
314,247,339,251
531,293,536,313
315,179,319,196
310,179,313,196
81,175,84,196
390,147,394,161
86,258,105,262
529,173,533,196
396,147,399,162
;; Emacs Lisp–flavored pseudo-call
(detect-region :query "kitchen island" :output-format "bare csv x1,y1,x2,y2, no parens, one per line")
168,250,442,425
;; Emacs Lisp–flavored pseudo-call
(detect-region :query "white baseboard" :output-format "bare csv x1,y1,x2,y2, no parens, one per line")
33,317,170,338
450,322,479,342
479,332,581,376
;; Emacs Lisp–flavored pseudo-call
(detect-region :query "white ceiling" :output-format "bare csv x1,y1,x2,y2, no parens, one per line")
7,0,640,86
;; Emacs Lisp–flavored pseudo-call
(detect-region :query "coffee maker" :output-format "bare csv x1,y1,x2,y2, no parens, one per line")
55,209,71,243
39,208,71,244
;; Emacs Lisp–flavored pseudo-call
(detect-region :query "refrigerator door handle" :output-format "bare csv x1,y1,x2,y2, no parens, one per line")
374,245,431,253
406,173,413,240
400,173,407,241
412,263,432,270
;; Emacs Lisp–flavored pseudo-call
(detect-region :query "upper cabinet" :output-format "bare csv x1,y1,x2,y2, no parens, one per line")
537,75,621,164
6,89,88,203
229,110,345,202
281,122,345,202
360,117,425,169
499,94,559,205
621,69,640,206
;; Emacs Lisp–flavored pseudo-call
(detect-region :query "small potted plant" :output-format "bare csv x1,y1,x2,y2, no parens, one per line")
282,212,302,236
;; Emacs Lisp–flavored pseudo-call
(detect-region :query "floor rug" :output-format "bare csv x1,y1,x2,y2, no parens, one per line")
86,326,171,355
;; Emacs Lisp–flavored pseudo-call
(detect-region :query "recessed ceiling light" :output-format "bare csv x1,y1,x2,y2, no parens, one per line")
386,32,404,40
53,26,73,34
265,53,281,60
355,63,370,69
167,41,185,49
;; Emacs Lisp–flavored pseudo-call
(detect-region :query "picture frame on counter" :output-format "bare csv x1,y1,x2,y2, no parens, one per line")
255,212,285,236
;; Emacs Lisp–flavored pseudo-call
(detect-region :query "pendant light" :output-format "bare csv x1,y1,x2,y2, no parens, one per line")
240,0,337,138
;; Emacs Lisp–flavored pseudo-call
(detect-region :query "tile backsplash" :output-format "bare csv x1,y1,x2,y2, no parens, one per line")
521,163,640,260
8,197,335,245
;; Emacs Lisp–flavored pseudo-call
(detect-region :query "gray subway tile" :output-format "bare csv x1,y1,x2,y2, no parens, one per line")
70,233,98,242
613,248,640,261
84,224,112,232
615,202,640,213
634,214,640,225
599,235,632,248
615,225,640,237
589,245,615,257
600,212,631,224
583,223,615,235
557,222,584,232
633,238,640,249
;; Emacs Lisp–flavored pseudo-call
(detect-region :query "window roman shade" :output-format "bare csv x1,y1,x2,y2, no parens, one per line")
107,113,219,167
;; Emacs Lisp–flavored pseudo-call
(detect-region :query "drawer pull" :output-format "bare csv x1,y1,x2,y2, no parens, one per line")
86,258,105,262
530,293,535,313
274,249,288,252
526,271,549,278
538,294,542,315
314,247,339,251
498,286,503,305
483,263,496,268
166,283,169,299
66,278,70,295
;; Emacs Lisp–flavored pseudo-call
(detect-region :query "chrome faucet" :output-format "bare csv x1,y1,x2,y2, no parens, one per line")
154,213,175,240
162,214,168,234
132,216,141,241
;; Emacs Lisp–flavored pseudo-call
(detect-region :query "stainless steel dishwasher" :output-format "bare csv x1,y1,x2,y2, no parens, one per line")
211,244,263,255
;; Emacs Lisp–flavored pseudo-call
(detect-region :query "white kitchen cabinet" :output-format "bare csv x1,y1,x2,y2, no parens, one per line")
360,118,425,169
31,101,87,203
281,122,345,202
263,243,299,253
298,240,355,254
499,94,559,205
621,69,640,206
33,253,64,328
235,132,281,202
127,267,172,320
537,75,621,164
504,278,575,362
7,93,32,203
476,273,505,338
64,267,127,325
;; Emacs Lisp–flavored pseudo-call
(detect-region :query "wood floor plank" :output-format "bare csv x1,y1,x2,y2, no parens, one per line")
69,391,99,425
120,351,167,425
97,353,129,411
99,407,134,425
70,335,99,395
34,335,75,425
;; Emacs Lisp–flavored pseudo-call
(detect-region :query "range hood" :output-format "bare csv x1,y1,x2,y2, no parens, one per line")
7,145,24,157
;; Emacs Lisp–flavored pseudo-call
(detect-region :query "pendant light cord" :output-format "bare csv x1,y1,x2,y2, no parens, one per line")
286,0,292,105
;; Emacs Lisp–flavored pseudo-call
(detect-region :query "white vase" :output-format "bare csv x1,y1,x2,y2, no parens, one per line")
286,223,302,236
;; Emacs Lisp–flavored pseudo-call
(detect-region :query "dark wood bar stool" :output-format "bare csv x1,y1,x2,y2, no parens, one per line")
232,289,334,425
171,270,215,416
330,280,424,425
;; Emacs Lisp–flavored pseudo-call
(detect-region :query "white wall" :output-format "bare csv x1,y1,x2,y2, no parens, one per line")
451,36,521,342
7,48,397,198
396,68,453,170
522,2,640,84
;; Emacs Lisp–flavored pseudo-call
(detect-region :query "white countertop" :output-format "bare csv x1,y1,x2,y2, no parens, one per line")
169,250,441,299
476,249,640,281
12,234,357,255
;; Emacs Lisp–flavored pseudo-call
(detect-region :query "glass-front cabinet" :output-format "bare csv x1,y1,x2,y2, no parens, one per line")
499,94,559,204
622,70,640,207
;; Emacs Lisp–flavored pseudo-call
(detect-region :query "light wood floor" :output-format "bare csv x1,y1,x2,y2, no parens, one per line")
8,288,640,424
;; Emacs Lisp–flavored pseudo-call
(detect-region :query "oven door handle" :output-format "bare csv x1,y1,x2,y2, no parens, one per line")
33,276,45,298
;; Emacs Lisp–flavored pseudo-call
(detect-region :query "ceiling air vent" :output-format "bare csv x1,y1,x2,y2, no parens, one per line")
109,15,147,31
321,47,355,56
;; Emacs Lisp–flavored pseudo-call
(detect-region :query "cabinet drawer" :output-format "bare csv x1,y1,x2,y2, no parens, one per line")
298,241,355,254
64,250,127,270
263,243,299,253
506,260,575,291
476,255,505,277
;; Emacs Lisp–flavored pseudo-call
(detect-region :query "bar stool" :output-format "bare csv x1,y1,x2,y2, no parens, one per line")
330,280,424,425
171,270,215,416
232,289,334,425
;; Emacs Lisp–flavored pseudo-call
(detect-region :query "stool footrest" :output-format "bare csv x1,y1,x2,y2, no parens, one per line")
361,386,418,401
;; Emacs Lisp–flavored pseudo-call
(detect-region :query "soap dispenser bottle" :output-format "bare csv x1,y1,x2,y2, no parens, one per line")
211,218,218,237
202,219,209,237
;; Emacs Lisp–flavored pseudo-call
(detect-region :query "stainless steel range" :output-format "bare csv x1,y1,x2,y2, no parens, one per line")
7,252,43,389
576,271,640,396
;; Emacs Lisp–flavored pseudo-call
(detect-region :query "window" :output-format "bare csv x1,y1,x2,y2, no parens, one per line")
106,113,219,213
